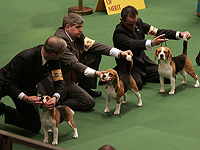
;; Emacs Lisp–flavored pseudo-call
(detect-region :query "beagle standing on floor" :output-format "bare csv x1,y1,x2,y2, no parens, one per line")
40,95,78,145
154,34,199,95
101,55,142,115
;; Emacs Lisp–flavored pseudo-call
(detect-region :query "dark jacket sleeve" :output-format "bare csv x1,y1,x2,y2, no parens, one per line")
113,18,177,54
2,55,29,98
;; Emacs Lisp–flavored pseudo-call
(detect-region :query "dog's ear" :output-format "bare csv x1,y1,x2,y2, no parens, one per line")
154,49,158,61
113,74,120,90
168,48,172,61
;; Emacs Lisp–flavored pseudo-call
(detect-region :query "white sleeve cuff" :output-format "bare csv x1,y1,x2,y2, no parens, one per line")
146,40,153,50
18,92,25,100
109,47,121,58
84,67,96,77
53,93,60,101
176,31,181,39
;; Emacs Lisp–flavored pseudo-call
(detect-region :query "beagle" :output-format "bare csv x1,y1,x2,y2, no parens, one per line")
41,95,78,145
102,56,142,115
154,34,199,95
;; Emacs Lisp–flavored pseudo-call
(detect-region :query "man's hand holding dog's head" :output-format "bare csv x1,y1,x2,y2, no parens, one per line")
43,97,57,110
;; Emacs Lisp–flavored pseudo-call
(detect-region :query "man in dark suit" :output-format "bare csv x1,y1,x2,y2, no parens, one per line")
0,36,67,133
113,6,192,90
37,13,132,111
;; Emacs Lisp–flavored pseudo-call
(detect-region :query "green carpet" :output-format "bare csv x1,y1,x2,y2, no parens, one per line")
1,0,200,149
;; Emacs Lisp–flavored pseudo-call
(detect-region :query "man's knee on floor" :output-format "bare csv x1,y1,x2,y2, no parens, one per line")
28,121,41,133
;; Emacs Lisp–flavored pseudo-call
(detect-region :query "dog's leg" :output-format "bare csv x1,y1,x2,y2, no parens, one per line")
195,75,200,88
52,127,58,145
114,98,121,115
129,77,142,107
130,89,142,107
185,70,199,88
169,77,175,95
180,70,187,85
122,92,127,104
184,59,199,88
159,76,165,93
104,96,111,113
42,126,49,144
67,121,78,138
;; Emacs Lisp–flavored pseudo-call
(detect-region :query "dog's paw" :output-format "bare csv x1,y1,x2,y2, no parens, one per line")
73,134,78,139
159,89,165,93
181,81,187,85
52,141,58,146
43,139,48,144
169,91,174,95
114,110,120,115
73,129,78,139
137,101,142,107
195,80,199,88
104,108,110,113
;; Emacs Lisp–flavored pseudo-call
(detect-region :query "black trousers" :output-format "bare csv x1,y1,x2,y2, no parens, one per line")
1,90,41,133
116,63,170,90
77,53,101,91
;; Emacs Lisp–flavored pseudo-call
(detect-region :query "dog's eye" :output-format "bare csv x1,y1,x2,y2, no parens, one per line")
46,97,49,100
158,50,161,53
109,73,113,76
164,51,167,54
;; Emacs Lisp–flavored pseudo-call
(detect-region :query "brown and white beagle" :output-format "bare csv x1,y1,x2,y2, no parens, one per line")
102,56,142,115
41,95,78,145
154,34,199,95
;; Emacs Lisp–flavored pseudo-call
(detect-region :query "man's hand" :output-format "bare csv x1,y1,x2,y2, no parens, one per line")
43,97,57,110
120,50,133,58
152,34,169,46
180,31,191,39
24,96,43,106
94,70,107,81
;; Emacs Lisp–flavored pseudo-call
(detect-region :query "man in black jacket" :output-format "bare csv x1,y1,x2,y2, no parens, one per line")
113,6,192,90
37,13,132,111
0,36,66,133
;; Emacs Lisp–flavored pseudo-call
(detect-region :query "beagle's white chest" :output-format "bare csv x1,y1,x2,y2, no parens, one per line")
105,85,117,99
158,61,173,78
41,111,56,128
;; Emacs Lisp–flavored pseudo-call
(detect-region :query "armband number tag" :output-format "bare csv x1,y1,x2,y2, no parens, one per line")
51,69,63,81
84,37,95,51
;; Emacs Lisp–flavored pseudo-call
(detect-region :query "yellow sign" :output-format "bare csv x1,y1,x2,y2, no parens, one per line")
95,0,146,15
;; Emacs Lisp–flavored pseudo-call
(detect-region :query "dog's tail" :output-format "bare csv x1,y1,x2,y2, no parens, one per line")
183,33,188,55
125,55,133,75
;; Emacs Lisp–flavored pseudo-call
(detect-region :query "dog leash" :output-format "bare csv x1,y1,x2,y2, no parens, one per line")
160,37,167,47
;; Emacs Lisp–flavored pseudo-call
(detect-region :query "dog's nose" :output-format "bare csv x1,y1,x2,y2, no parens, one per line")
102,74,106,78
160,54,164,58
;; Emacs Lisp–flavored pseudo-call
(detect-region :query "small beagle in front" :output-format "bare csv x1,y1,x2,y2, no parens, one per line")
41,95,78,145
102,55,142,115
154,34,199,95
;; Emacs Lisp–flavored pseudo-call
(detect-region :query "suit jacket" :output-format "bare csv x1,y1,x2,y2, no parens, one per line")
0,45,65,99
54,27,113,82
113,18,177,76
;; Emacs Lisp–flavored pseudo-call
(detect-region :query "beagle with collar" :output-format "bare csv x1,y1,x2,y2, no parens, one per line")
102,55,142,115
40,95,78,145
154,34,199,95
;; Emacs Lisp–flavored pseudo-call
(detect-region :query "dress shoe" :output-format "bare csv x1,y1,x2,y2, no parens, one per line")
0,101,6,116
98,79,106,86
87,90,102,97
